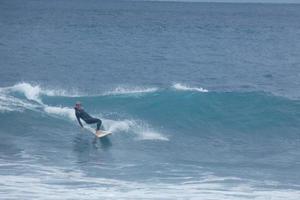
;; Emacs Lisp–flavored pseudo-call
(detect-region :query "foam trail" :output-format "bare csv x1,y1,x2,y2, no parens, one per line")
44,106,76,121
103,119,134,133
133,122,169,141
101,118,169,141
136,131,169,141
173,83,208,93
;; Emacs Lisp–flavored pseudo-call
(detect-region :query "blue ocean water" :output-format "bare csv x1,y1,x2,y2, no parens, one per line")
1,0,300,199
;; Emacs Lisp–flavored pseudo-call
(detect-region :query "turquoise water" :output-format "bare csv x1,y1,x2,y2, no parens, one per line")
1,0,300,199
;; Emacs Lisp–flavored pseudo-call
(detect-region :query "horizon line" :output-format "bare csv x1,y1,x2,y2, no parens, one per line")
129,0,300,5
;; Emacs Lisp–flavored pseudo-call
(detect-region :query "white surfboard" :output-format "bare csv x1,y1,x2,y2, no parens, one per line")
84,127,112,138
95,130,112,138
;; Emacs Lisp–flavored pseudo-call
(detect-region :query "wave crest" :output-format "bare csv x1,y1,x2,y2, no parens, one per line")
103,86,159,96
173,83,208,93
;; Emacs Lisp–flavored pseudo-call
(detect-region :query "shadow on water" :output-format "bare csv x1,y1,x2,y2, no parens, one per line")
73,134,112,164
93,137,112,150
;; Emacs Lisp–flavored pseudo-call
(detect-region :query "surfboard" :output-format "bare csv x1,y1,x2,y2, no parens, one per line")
83,127,112,138
95,130,112,138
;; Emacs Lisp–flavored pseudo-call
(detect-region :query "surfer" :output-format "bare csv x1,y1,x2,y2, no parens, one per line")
74,101,102,131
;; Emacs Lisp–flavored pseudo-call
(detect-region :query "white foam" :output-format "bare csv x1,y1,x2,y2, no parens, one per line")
0,163,299,200
8,82,82,100
129,120,169,141
10,83,43,103
103,86,158,96
43,106,76,121
5,83,159,100
43,87,82,97
0,91,39,112
100,118,169,141
173,83,208,93
0,83,74,113
103,119,134,133
136,130,169,141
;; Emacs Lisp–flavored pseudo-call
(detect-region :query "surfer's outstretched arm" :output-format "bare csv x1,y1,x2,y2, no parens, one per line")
75,113,83,128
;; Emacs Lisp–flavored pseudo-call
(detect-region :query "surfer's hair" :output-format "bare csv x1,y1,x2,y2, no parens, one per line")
75,101,81,108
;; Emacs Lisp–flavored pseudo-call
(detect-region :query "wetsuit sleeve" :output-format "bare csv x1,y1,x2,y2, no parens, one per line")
75,112,83,128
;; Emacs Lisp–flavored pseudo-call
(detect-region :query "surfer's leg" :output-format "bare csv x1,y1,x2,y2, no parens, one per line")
96,119,102,131
86,118,102,131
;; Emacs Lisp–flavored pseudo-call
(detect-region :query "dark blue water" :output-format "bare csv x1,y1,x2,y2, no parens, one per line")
1,0,300,199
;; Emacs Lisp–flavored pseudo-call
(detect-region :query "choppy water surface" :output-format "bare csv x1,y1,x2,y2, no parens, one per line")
1,0,300,199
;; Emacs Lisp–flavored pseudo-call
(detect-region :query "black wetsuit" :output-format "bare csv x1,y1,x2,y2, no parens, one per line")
75,107,102,131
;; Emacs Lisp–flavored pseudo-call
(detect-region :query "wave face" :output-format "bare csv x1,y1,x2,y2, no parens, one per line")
1,83,300,199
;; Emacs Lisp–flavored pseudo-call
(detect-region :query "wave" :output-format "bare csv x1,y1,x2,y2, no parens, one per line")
1,82,208,103
0,83,168,141
0,89,39,113
172,83,208,92
1,83,82,104
9,83,44,103
1,82,299,140
3,83,160,100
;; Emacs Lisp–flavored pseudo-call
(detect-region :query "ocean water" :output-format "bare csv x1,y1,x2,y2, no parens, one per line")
1,0,300,199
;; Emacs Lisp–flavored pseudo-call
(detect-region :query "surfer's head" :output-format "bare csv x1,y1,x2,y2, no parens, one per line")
75,101,82,109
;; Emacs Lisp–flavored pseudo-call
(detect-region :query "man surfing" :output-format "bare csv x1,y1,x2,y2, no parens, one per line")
74,101,102,134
